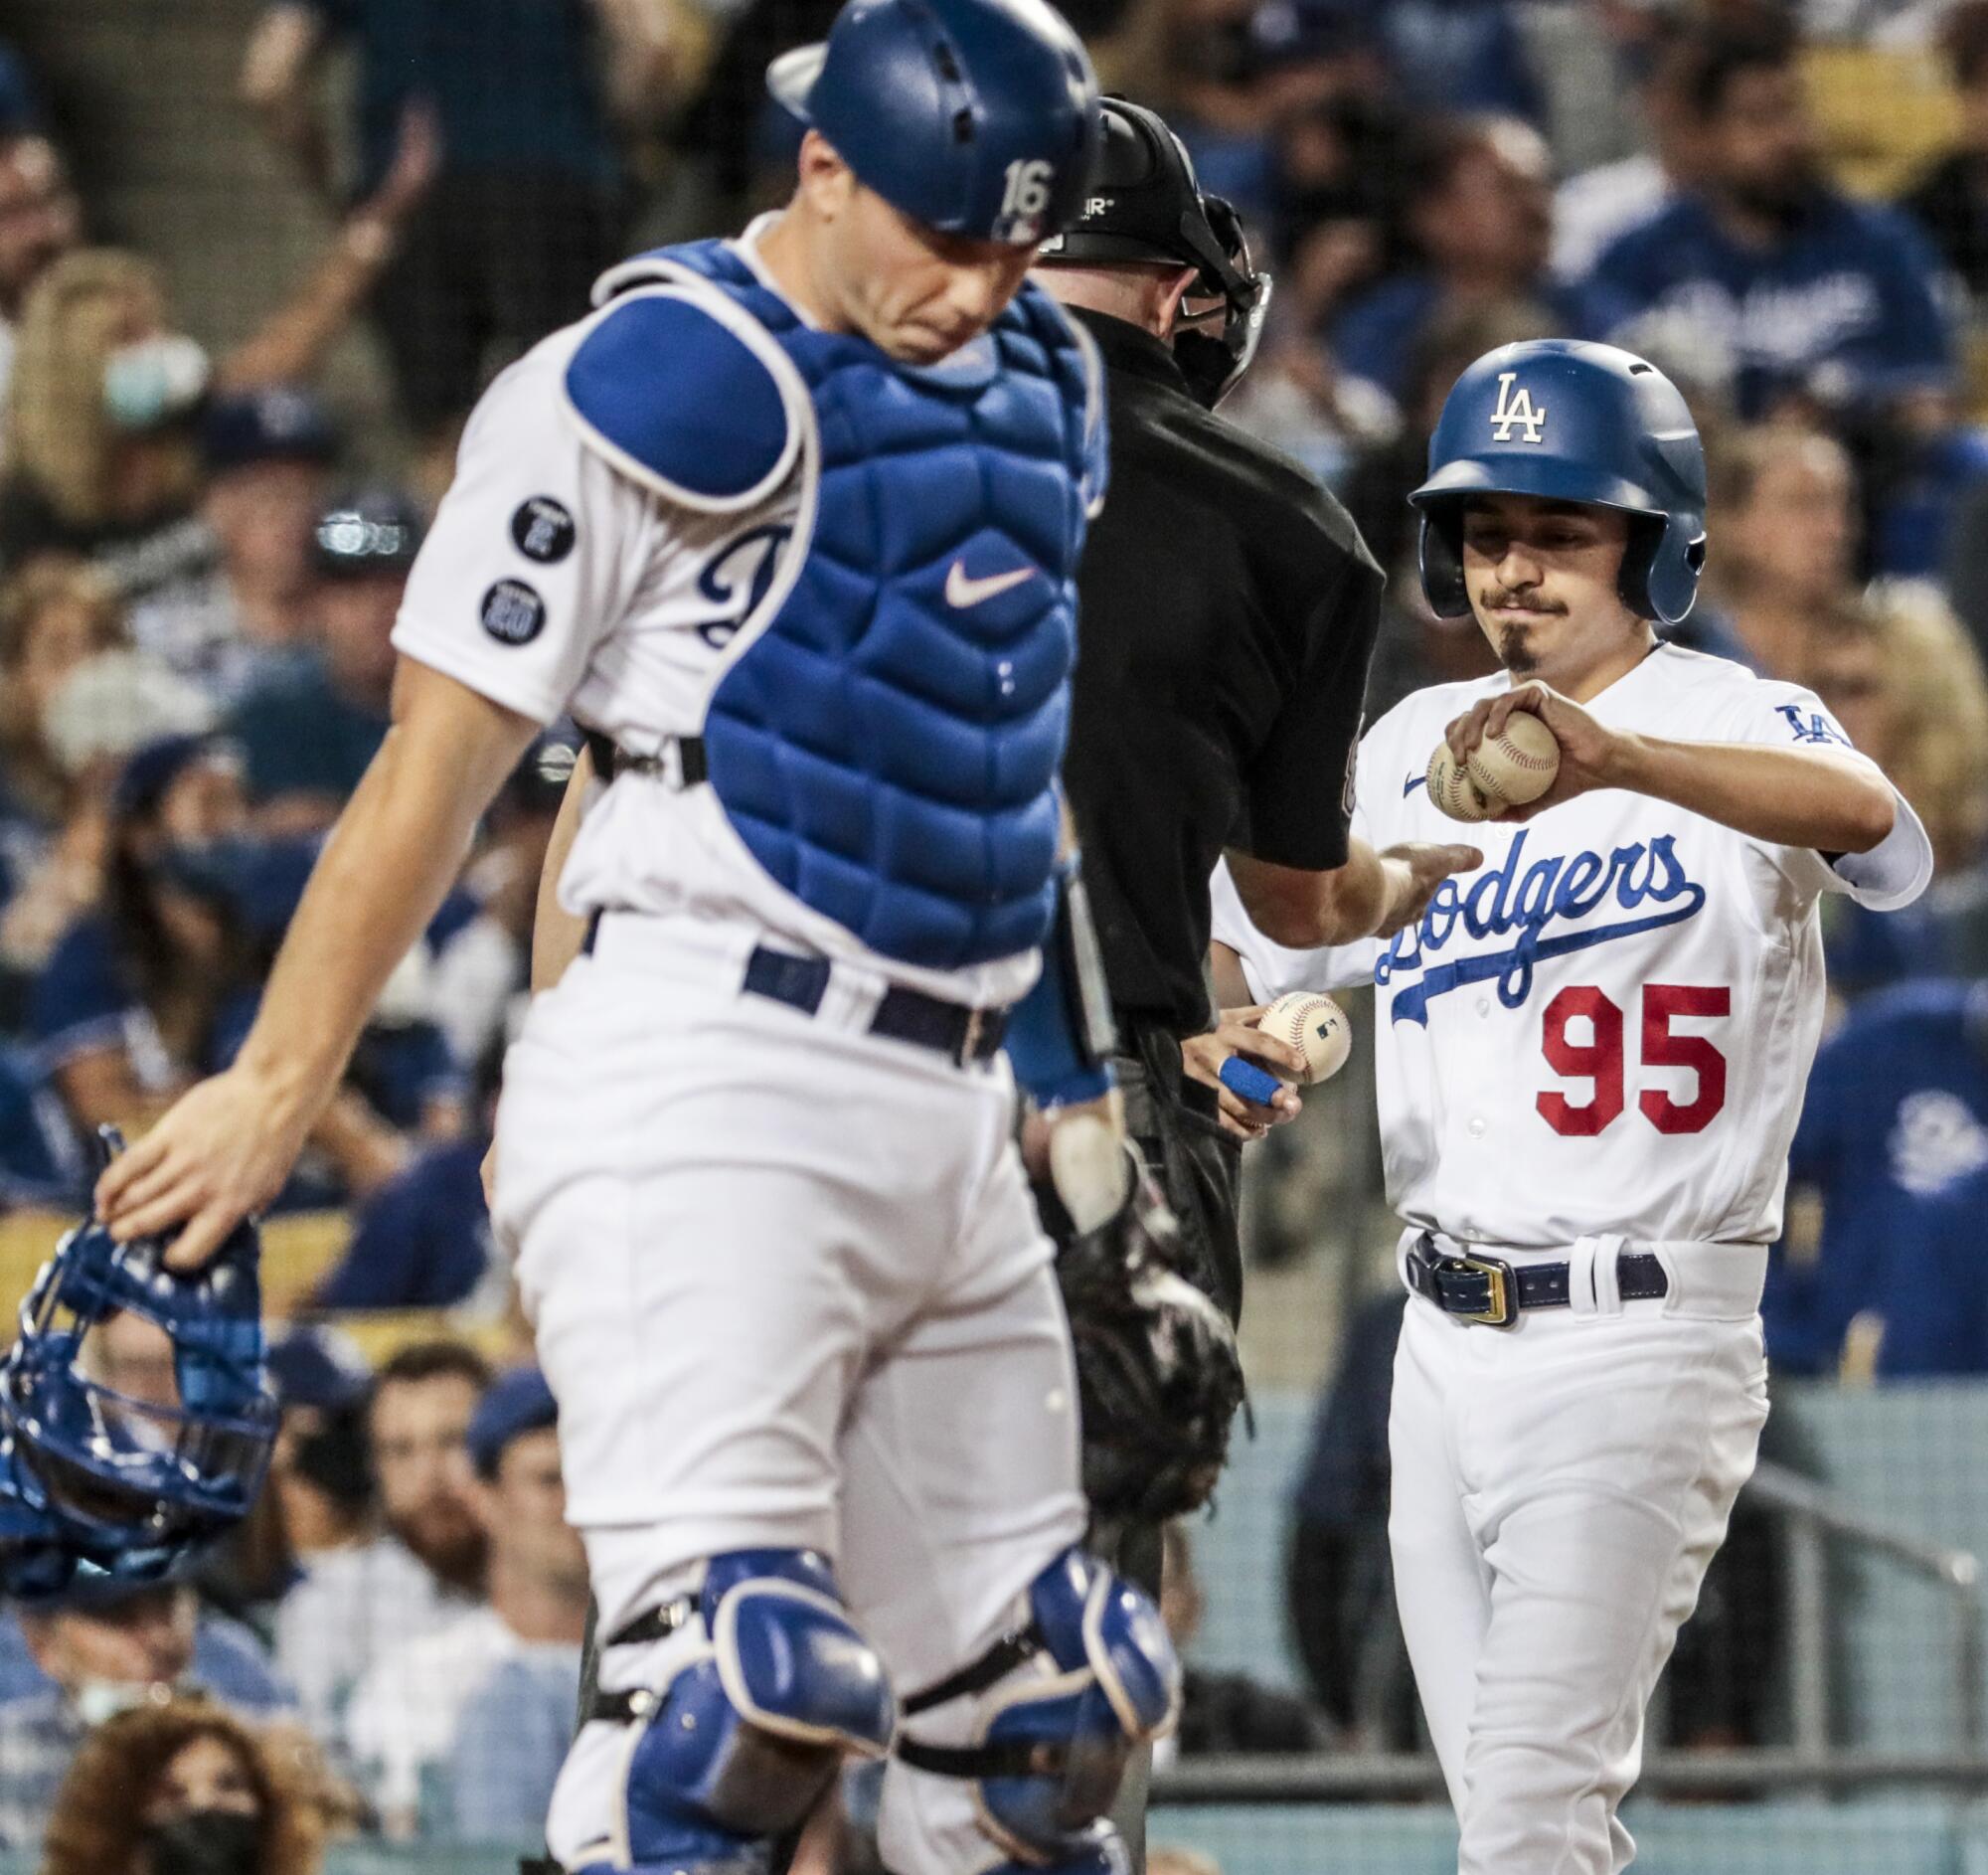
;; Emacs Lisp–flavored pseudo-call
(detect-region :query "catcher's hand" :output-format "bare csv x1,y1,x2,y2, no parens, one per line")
1056,1149,1246,1521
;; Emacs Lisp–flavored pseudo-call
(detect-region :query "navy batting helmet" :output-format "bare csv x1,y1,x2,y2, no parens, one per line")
767,0,1101,245
1409,339,1708,627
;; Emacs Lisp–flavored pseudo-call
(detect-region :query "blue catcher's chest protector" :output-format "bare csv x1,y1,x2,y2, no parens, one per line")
587,240,1101,971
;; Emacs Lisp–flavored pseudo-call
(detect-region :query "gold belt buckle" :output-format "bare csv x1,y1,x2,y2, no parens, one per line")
1436,1252,1516,1327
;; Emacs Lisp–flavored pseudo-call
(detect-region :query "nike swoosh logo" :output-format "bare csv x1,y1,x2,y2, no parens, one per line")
945,561,1036,607
1404,771,1428,796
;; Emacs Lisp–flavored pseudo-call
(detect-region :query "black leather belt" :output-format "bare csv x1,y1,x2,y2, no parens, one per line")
744,944,1008,1067
1407,1233,1669,1328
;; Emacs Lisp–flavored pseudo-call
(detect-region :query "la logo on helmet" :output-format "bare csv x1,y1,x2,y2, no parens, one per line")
1489,372,1547,443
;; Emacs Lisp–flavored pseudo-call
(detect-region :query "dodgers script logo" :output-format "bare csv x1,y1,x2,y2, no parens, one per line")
1489,372,1548,443
1377,829,1708,1024
695,522,793,649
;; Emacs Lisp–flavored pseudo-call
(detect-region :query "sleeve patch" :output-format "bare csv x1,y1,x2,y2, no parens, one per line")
563,288,800,511
1774,702,1853,748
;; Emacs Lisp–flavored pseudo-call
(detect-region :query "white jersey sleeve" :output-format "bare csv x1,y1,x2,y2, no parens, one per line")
1710,676,1933,912
392,342,658,727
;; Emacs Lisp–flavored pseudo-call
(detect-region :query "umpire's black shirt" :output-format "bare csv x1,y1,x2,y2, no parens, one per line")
1064,307,1384,1037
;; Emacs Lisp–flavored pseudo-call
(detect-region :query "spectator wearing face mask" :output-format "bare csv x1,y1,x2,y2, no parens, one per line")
345,1365,584,1838
0,1580,295,1850
226,488,423,838
41,1696,325,1875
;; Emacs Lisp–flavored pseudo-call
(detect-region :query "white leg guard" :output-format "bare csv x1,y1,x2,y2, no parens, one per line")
879,1547,1178,1875
546,1549,894,1874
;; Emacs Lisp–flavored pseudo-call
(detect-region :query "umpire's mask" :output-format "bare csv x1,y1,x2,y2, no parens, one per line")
1037,95,1272,411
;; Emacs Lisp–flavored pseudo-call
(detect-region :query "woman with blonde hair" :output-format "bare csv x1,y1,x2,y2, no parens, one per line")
1804,586,1988,878
0,119,436,684
1802,586,1988,993
40,1696,325,1875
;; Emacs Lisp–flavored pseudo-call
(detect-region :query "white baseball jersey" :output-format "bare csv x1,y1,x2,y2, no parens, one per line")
391,223,1060,1009
1213,644,1933,1248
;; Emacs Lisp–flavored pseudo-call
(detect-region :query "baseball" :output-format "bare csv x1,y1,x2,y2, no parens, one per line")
1426,742,1498,822
1466,709,1561,806
1258,991,1352,1085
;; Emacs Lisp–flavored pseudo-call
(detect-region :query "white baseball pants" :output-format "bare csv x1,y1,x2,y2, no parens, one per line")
1388,1235,1770,1875
490,914,1088,1873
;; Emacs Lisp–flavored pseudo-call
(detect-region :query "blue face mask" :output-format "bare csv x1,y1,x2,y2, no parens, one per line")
150,835,260,909
101,334,210,431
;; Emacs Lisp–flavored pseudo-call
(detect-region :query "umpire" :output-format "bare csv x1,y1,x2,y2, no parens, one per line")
1030,97,1472,1866
1034,99,1465,1325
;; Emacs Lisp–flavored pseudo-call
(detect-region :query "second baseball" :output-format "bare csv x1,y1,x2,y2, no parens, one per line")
1258,992,1352,1085
1466,709,1561,806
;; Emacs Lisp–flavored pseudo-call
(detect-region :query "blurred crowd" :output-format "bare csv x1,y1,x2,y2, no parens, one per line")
1,0,1988,1853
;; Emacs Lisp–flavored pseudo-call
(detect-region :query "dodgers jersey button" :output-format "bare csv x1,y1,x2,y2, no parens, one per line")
481,578,547,645
511,496,578,564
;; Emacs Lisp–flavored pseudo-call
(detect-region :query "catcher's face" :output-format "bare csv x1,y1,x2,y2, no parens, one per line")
795,133,1036,363
1459,493,1639,675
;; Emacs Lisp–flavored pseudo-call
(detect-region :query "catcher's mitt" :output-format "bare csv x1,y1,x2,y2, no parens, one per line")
1055,1151,1247,1520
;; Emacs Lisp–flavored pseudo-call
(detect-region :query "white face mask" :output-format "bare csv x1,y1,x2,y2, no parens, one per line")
101,334,210,431
72,1676,174,1728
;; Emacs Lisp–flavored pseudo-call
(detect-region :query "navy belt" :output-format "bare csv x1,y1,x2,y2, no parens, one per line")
1407,1234,1669,1328
743,944,1008,1067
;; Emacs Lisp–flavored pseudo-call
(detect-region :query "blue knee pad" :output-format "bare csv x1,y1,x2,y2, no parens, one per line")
580,1549,895,1873
897,1547,1180,1867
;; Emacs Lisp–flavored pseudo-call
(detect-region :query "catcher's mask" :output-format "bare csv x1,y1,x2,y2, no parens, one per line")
0,1147,277,1564
1038,95,1271,409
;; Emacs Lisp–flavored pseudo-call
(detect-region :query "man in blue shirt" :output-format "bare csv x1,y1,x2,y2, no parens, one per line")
241,0,666,480
1577,16,1954,422
227,489,422,833
1766,977,1988,1374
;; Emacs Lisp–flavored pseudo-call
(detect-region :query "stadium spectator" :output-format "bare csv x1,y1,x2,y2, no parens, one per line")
345,1366,583,1838
1767,976,1988,1376
1899,0,1988,304
0,128,79,412
26,733,415,1196
226,488,420,836
366,1339,493,1600
257,1326,479,1768
0,558,122,987
198,388,341,703
240,0,674,489
0,196,419,684
42,1697,326,1875
1702,424,1859,676
1576,14,1954,423
30,733,262,1138
1326,113,1561,415
0,1579,295,1850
